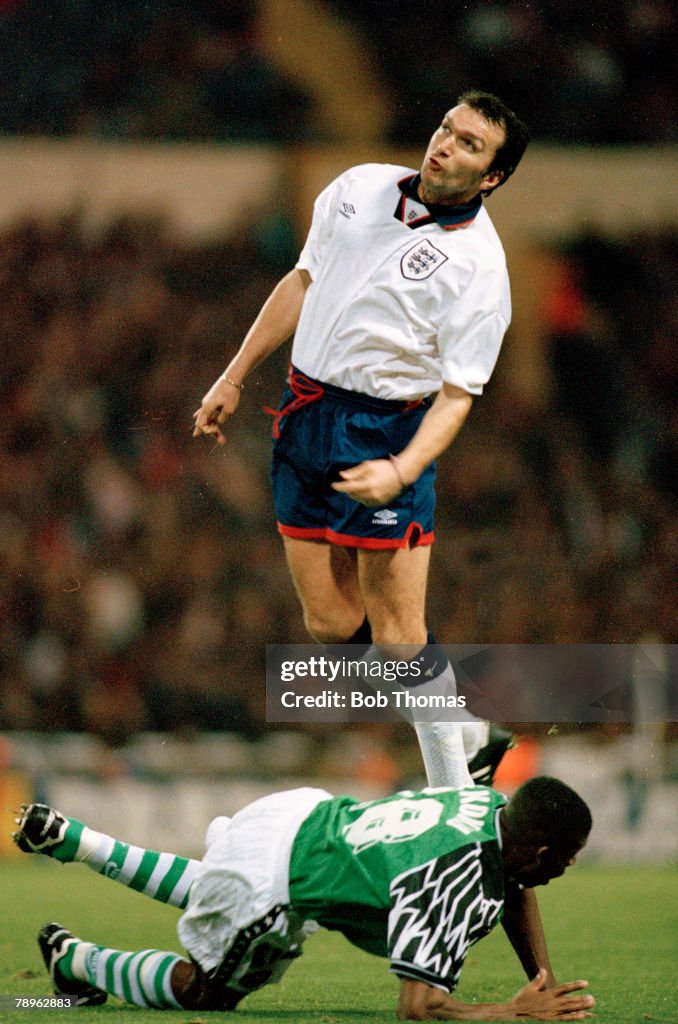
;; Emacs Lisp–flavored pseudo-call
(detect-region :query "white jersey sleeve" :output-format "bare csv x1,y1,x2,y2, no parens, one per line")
296,176,342,281
435,259,510,395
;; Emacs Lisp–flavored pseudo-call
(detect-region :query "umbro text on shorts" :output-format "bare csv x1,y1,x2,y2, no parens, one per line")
270,368,436,549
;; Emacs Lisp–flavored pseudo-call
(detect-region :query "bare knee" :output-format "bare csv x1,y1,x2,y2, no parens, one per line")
367,604,427,648
283,537,364,643
303,608,365,645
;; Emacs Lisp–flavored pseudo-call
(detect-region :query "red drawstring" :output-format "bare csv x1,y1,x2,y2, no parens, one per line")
265,368,423,438
264,367,325,439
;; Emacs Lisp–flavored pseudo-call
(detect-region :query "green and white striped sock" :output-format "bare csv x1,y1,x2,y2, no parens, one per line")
64,940,183,1008
50,818,199,909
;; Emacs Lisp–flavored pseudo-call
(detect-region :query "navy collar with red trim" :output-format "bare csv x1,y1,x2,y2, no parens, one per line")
394,173,482,231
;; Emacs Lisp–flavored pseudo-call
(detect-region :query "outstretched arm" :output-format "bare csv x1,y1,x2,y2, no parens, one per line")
502,885,557,988
397,970,594,1021
192,267,311,445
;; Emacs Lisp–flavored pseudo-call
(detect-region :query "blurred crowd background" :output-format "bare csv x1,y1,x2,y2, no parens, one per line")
1,215,675,742
0,0,675,145
0,0,675,756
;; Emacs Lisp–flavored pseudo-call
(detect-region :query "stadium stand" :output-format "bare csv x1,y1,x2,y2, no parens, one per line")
0,1,675,145
325,0,677,146
0,0,315,141
0,212,675,739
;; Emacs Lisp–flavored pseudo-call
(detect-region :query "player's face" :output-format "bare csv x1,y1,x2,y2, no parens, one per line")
517,838,587,889
419,104,506,204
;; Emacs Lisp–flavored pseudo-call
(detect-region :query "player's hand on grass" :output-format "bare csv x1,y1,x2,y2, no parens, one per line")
331,458,409,506
509,968,595,1019
192,375,243,446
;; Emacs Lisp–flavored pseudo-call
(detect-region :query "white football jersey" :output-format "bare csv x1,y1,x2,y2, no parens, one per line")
293,163,511,400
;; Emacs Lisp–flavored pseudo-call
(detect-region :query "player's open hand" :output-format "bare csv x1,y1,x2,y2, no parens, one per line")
192,375,242,446
331,458,407,507
509,968,595,1020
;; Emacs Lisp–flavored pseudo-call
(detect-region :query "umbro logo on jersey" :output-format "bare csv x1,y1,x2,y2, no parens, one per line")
401,239,448,280
339,202,356,218
373,509,398,525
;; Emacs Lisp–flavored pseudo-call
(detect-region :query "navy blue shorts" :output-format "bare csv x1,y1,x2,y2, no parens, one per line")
270,368,436,549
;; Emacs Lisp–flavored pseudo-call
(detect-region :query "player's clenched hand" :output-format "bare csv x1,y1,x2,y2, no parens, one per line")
192,376,242,446
331,459,408,507
509,968,595,1020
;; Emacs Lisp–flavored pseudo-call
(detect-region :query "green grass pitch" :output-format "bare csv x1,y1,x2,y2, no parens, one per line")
0,859,674,1023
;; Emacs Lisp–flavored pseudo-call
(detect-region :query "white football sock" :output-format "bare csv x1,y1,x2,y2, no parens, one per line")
357,645,486,788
